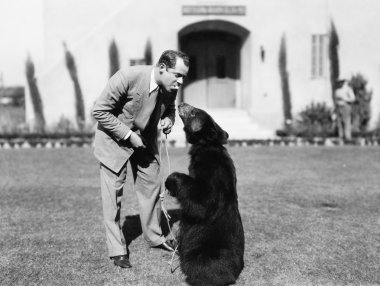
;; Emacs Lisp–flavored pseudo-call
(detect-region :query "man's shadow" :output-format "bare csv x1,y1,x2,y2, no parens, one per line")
122,209,181,247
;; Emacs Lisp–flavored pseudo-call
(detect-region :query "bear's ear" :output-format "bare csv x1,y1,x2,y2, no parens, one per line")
190,118,203,133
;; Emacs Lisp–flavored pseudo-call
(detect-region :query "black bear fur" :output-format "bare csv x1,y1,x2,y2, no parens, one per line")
165,103,245,286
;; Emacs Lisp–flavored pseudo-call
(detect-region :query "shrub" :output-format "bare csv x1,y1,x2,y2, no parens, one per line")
328,20,340,101
279,34,293,131
109,38,120,78
63,42,86,131
349,73,372,132
49,116,76,134
144,38,153,65
292,102,334,138
25,54,45,133
0,106,28,134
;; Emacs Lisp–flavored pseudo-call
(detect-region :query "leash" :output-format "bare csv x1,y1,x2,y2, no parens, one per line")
158,123,180,272
158,130,173,234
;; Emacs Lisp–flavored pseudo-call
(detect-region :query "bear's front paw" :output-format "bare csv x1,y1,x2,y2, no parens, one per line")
165,172,183,197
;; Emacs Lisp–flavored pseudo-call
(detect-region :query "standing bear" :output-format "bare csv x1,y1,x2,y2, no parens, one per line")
165,103,245,286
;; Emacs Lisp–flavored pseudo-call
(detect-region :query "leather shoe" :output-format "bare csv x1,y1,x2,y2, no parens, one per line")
153,240,177,252
111,255,132,268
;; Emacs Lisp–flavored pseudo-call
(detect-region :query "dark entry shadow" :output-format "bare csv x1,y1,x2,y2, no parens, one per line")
121,208,182,247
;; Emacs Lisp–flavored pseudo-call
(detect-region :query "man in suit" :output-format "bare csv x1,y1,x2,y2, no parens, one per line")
92,50,189,268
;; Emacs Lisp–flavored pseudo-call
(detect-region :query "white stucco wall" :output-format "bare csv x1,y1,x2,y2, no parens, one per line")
25,0,380,132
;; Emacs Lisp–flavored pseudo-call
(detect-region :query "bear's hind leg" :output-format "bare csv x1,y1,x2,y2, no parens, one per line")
182,258,237,286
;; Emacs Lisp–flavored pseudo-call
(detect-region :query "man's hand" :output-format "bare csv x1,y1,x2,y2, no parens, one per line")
128,132,146,148
161,118,173,134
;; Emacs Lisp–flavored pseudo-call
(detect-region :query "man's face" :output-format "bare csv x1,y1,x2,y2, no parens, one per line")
159,57,189,93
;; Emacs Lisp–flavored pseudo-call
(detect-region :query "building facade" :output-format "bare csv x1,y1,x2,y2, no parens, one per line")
26,0,380,140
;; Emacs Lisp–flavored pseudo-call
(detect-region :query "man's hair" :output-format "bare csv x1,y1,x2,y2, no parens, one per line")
157,50,189,68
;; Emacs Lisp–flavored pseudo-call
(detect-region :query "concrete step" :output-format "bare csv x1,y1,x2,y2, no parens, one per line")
166,108,274,146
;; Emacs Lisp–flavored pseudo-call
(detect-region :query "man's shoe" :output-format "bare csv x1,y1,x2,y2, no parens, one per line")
111,255,132,268
153,240,177,252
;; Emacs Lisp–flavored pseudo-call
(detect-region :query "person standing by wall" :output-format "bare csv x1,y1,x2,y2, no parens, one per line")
92,50,189,268
334,79,356,142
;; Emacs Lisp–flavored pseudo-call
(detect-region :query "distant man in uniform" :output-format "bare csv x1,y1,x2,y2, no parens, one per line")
334,79,356,141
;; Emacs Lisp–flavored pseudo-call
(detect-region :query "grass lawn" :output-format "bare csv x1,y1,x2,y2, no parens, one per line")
0,146,379,286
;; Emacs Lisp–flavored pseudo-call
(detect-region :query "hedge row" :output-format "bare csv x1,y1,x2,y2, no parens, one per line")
0,136,379,149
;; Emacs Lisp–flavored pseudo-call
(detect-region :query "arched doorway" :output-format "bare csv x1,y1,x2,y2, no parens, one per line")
179,20,249,109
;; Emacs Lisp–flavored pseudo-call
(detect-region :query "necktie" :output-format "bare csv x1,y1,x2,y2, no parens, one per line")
134,87,160,131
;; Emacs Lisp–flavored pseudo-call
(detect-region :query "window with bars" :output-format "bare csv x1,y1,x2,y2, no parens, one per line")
311,34,327,78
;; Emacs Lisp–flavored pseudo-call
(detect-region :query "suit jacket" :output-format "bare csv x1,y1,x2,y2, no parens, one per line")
92,65,176,173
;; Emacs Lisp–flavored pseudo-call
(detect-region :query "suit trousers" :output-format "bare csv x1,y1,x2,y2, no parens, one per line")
336,103,352,141
99,148,165,257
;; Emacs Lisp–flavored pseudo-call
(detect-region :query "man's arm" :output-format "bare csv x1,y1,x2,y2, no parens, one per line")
160,95,176,134
346,86,356,103
92,71,131,141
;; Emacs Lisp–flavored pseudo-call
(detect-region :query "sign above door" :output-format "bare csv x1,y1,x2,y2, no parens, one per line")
182,5,246,16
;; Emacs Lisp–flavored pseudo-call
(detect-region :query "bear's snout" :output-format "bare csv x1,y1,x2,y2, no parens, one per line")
165,173,180,197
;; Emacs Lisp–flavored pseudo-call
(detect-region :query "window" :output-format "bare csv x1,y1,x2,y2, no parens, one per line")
311,34,327,78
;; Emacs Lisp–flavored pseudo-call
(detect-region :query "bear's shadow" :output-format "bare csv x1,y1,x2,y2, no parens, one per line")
122,209,181,247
